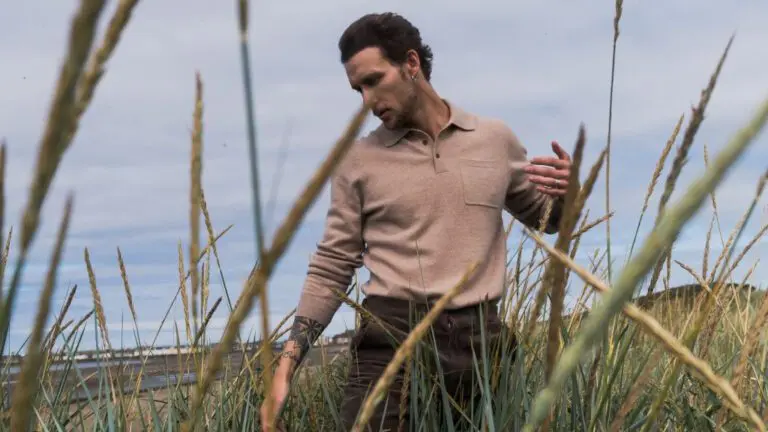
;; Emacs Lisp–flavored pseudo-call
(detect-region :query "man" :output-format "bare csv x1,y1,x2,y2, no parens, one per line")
261,12,573,431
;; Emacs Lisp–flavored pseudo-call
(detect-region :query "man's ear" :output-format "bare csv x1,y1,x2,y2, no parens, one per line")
405,49,420,78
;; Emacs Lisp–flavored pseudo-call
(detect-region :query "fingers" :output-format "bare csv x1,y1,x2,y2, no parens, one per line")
533,178,568,196
524,164,569,179
525,160,569,197
530,141,571,166
551,140,571,161
529,174,568,190
536,185,567,196
526,141,572,196
261,401,282,432
528,156,570,169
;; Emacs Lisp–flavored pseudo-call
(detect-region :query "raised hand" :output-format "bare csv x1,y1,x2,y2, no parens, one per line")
524,140,572,197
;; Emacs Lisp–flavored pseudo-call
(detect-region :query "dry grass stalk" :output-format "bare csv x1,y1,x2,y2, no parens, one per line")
673,260,725,337
525,229,765,431
177,242,192,342
525,126,588,350
509,274,539,331
183,102,370,431
10,196,73,431
731,279,768,393
563,213,591,312
708,203,756,286
573,147,607,213
674,260,711,293
715,169,768,283
0,228,12,302
42,284,77,354
352,262,479,431
657,38,733,220
7,0,139,354
604,0,624,286
68,0,141,143
722,223,767,283
626,114,682,262
0,229,10,299
258,279,275,426
562,149,608,292
645,37,733,296
609,347,662,432
83,247,120,409
572,211,613,239
116,247,138,324
731,177,768,391
398,353,412,432
9,0,141,408
0,141,5,298
543,128,593,385
190,297,223,348
699,261,759,358
703,214,715,280
233,1,275,419
84,248,111,352
501,236,525,324
536,197,555,234
568,253,604,333
190,72,203,336
703,143,727,251
199,188,234,311
697,220,767,359
646,114,683,212
203,251,211,328
116,247,145,416
0,0,106,351
322,284,444,383
713,271,762,428
644,210,765,430
60,309,95,349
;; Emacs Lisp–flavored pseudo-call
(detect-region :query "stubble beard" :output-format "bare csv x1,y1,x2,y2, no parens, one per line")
394,78,419,130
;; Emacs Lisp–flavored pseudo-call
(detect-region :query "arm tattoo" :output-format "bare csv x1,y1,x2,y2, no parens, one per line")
285,316,326,364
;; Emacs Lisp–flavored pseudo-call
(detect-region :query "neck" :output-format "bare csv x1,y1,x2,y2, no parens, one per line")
408,84,450,139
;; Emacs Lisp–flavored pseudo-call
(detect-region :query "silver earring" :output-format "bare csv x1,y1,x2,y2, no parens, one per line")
411,73,417,80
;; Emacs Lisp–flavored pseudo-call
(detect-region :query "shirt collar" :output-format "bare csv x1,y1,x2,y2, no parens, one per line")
375,99,477,147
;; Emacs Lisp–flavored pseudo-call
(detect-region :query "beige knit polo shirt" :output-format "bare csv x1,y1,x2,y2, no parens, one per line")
295,100,564,328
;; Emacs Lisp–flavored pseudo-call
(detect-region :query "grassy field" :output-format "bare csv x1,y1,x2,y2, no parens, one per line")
2,0,768,431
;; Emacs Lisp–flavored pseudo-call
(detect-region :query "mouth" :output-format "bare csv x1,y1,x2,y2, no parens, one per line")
376,108,391,118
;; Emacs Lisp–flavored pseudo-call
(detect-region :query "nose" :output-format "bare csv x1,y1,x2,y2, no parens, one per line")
361,88,375,107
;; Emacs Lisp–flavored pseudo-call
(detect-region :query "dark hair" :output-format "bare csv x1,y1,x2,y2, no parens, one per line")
338,12,434,81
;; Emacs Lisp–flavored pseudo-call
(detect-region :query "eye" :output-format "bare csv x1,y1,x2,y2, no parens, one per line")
362,73,382,88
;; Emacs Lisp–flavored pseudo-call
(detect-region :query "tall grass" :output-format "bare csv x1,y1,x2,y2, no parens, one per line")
2,1,768,431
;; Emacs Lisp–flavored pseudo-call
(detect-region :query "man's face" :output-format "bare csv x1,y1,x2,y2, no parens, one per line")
344,47,417,129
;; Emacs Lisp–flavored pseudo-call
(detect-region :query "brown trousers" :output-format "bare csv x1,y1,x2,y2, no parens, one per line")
339,295,516,431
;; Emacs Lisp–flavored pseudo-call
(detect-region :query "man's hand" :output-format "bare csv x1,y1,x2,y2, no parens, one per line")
524,140,572,197
260,316,326,430
260,363,292,431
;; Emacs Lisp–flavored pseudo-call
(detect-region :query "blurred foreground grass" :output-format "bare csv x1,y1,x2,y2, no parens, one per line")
1,0,767,431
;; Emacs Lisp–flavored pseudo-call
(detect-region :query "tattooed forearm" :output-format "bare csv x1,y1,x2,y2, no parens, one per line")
284,316,326,364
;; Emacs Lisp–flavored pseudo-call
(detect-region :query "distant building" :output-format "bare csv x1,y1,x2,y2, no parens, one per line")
330,329,355,345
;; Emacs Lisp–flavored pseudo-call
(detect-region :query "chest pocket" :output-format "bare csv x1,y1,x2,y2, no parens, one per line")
459,159,508,209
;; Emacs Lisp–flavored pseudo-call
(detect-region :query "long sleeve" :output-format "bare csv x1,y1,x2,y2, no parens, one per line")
503,128,565,234
295,167,365,329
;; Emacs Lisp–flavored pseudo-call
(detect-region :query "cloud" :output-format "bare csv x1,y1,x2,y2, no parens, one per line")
1,0,766,353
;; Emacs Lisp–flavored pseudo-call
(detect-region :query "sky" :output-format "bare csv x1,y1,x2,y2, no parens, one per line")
1,0,766,353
